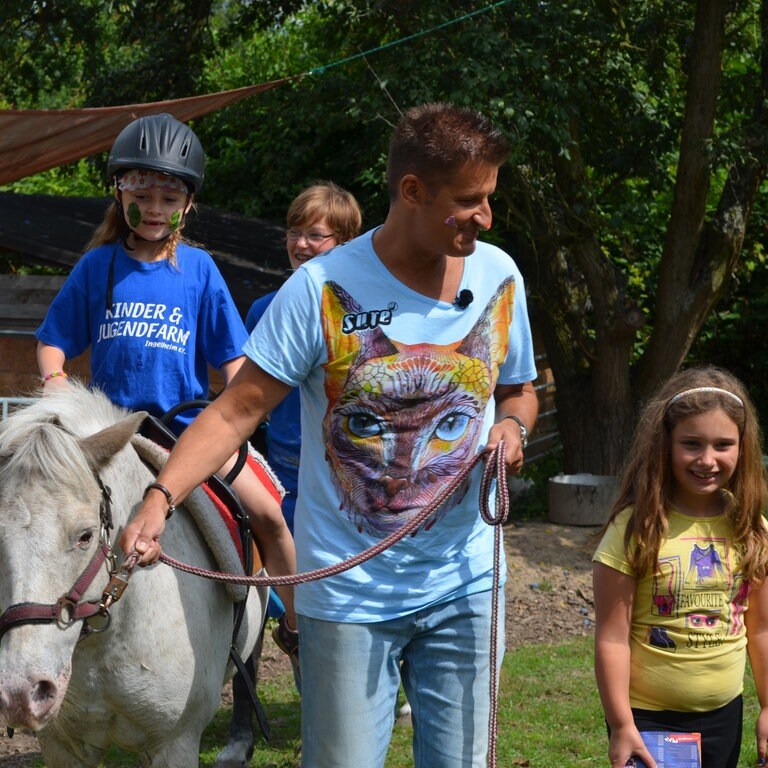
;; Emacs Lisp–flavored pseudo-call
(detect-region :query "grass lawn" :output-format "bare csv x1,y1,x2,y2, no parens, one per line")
58,634,763,766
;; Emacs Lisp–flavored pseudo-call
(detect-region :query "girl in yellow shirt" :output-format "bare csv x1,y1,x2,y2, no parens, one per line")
593,365,768,768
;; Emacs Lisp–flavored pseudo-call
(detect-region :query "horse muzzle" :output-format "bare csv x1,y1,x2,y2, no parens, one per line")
0,666,69,731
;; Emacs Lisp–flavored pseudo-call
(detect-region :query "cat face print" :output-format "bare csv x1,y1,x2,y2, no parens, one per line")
320,278,516,536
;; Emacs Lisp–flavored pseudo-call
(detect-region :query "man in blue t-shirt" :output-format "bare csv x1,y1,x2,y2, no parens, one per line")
122,102,539,768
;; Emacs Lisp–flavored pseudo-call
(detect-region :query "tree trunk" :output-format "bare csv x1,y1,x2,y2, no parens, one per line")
512,0,768,475
640,0,727,393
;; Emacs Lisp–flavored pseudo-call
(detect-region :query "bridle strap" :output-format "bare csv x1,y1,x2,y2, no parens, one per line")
0,478,114,644
0,595,103,638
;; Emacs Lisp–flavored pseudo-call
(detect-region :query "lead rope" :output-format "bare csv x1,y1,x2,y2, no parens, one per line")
479,441,508,768
157,441,510,765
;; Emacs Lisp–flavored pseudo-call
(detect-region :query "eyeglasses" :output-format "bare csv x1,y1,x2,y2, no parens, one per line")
286,229,335,245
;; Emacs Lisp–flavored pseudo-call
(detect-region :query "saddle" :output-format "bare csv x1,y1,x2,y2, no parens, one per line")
133,413,281,742
132,414,284,602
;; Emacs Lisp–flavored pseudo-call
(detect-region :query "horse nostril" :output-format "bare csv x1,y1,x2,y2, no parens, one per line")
0,673,61,729
30,677,57,705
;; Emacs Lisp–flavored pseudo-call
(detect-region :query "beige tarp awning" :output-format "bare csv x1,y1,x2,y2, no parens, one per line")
0,79,290,187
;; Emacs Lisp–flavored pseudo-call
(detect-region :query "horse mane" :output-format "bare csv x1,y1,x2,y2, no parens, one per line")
0,382,131,483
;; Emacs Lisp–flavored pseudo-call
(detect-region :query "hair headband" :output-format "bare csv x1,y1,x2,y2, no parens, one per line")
117,169,189,193
666,386,744,409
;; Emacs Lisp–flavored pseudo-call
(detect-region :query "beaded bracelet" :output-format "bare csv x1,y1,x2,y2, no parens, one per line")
143,482,177,519
42,370,68,384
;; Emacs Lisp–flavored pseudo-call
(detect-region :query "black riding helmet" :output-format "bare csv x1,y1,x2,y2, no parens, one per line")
107,113,205,193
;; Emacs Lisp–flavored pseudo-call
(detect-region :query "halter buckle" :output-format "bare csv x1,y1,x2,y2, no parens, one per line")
99,555,137,613
55,596,77,629
100,570,130,613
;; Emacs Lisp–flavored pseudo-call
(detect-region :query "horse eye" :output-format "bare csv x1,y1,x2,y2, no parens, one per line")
77,529,95,548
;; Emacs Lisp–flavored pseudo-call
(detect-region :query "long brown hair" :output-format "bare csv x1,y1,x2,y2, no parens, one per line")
598,365,768,581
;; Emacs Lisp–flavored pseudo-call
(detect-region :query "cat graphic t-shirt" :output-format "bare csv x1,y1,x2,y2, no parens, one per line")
245,228,537,622
593,507,751,712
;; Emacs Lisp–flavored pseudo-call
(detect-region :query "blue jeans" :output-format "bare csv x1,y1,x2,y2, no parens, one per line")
298,589,504,768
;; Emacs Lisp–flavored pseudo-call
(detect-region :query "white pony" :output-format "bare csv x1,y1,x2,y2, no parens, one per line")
0,384,267,767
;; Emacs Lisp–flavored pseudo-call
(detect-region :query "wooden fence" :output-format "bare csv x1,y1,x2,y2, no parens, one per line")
526,353,560,464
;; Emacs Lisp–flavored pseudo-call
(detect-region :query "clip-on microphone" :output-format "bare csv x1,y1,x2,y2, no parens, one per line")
454,289,474,309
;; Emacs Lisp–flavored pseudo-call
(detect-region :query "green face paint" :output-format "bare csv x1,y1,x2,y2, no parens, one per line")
127,202,142,228
169,210,183,231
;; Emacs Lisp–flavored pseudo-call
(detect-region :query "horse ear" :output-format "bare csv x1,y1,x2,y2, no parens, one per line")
77,411,148,471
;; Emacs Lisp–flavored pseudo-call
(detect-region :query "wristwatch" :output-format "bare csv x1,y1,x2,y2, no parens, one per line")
504,414,528,450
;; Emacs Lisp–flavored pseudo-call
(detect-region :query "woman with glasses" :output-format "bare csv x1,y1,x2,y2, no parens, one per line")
246,182,361,635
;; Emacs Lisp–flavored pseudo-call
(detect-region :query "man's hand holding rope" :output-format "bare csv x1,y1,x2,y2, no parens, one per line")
487,381,539,475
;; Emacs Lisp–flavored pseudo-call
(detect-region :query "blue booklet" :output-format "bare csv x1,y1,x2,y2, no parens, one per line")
626,731,702,767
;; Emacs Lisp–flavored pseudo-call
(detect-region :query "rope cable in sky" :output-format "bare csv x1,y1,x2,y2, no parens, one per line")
0,0,514,185
306,0,514,76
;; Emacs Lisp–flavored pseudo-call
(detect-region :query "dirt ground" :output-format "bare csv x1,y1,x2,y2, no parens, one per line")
0,520,598,766
504,519,597,647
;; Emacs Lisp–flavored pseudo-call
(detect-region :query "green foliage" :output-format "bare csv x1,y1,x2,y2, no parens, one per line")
0,1,108,108
198,1,395,219
689,241,768,434
192,0,704,362
0,1,218,111
0,251,67,276
4,0,768,463
513,445,565,521
2,159,104,197
85,0,217,108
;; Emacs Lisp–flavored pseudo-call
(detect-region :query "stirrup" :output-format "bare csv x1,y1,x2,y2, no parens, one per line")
272,612,299,660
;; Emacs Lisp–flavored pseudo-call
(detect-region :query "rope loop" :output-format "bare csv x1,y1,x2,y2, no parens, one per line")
158,441,510,586
479,440,508,526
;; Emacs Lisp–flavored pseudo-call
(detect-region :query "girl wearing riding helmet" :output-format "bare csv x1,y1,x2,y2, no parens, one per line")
35,113,298,636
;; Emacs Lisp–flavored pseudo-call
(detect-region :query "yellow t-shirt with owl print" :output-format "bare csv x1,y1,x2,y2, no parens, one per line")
594,507,750,711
